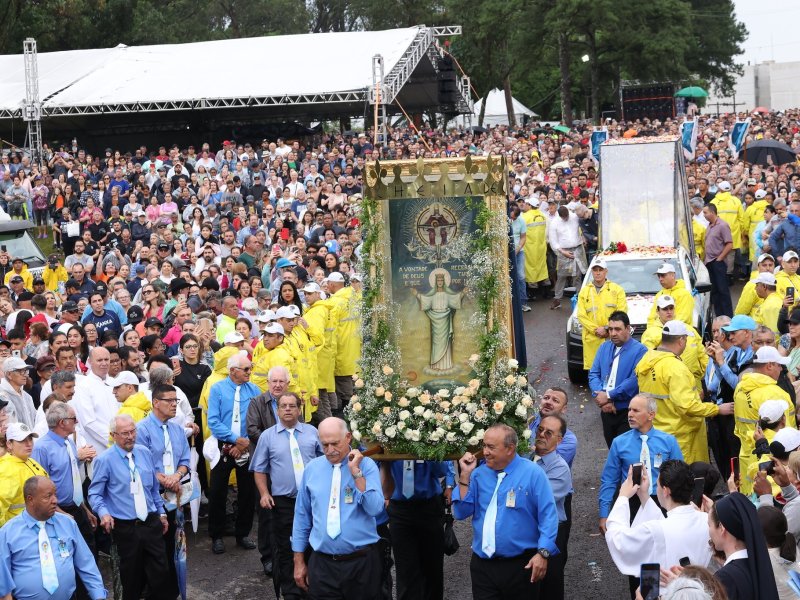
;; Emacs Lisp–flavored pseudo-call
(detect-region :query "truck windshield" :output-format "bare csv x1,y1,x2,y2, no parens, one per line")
604,259,668,295
0,231,45,268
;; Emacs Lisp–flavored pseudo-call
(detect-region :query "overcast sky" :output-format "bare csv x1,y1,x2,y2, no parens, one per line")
734,0,800,64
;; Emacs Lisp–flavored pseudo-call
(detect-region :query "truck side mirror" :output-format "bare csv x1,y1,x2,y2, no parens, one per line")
695,282,712,294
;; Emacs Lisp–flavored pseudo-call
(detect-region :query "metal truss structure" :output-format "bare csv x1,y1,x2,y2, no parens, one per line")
22,38,43,166
1,26,472,123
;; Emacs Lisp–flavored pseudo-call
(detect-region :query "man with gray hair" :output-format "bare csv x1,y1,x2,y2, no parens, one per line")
597,394,683,535
32,401,98,596
245,365,288,575
207,352,260,554
34,369,78,436
89,414,170,600
0,356,35,428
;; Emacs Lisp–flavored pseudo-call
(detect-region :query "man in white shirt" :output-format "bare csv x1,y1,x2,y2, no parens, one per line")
548,206,587,309
71,347,119,455
605,459,711,584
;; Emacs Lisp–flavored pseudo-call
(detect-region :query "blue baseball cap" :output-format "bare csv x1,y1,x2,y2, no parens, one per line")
721,315,757,332
275,258,294,269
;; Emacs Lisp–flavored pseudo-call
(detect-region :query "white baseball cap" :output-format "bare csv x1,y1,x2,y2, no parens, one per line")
223,332,245,344
287,304,301,317
302,282,322,294
783,250,799,262
752,345,790,365
773,427,800,453
5,422,38,442
755,189,767,199
275,306,296,320
327,272,345,283
759,399,789,424
591,258,608,270
112,371,140,387
754,272,777,286
656,295,676,309
3,357,31,372
757,253,775,264
718,181,731,191
264,323,285,336
662,320,693,337
255,311,274,324
655,263,676,275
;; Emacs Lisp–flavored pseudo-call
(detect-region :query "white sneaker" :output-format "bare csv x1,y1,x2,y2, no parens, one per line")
521,304,531,312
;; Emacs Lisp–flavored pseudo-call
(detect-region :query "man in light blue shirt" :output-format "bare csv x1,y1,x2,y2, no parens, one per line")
292,418,383,600
87,414,170,600
598,393,682,534
206,352,261,553
383,459,455,600
135,383,191,600
31,402,98,600
533,414,573,600
454,423,558,600
251,392,323,599
0,476,106,600
528,388,578,468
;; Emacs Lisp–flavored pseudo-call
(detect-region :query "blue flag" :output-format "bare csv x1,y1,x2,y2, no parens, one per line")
728,118,751,160
681,117,698,161
589,128,608,165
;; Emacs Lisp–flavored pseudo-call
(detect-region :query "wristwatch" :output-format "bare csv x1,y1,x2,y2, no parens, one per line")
353,469,365,480
537,549,551,559
159,513,167,519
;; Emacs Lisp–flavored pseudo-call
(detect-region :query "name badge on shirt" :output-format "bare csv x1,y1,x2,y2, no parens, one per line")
58,539,70,558
653,453,663,468
505,489,516,508
130,479,142,495
344,486,354,504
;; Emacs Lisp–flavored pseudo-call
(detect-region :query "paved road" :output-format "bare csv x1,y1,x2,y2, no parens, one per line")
158,283,743,598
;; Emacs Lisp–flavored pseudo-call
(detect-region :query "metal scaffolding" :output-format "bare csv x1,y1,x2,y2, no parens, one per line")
22,38,43,167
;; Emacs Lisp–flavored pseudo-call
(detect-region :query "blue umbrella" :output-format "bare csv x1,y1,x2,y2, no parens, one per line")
174,507,188,600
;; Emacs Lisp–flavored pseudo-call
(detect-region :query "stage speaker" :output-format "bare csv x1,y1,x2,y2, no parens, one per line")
438,56,459,106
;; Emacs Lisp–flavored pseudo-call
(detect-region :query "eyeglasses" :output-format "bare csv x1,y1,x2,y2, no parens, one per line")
156,397,178,404
536,427,560,439
114,430,136,437
61,417,78,422
232,366,252,373
182,344,199,350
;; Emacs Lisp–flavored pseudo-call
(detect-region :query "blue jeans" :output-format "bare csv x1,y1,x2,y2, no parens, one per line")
515,250,527,303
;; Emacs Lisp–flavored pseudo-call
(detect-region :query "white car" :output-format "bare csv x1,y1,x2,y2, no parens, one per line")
565,246,712,383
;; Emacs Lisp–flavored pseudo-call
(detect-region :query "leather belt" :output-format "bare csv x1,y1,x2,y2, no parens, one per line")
316,544,375,562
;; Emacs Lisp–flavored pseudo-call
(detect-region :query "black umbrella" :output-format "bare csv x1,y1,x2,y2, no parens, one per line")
744,139,798,166
469,126,488,134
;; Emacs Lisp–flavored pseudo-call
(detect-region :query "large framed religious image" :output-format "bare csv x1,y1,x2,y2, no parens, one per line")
350,156,528,459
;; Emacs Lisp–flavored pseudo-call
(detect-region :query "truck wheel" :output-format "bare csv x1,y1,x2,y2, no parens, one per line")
567,363,587,384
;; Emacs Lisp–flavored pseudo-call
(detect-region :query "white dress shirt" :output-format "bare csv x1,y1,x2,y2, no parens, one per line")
548,212,582,251
71,372,119,455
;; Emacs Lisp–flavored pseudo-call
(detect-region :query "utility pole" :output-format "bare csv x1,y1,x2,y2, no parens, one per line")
22,38,43,168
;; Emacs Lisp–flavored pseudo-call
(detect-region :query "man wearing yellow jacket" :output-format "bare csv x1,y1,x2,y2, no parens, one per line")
251,323,296,395
635,320,733,464
735,253,775,317
328,273,361,418
42,253,69,293
302,282,337,420
641,295,707,389
775,250,800,301
275,306,320,422
734,346,796,495
0,423,48,526
522,199,548,289
752,272,784,334
647,262,694,327
711,181,744,253
3,258,32,290
742,189,769,262
577,258,627,370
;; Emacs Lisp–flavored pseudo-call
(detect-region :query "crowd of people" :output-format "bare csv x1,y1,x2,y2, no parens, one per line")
0,108,796,599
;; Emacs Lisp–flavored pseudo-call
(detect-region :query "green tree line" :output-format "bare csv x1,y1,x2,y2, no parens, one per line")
0,0,746,123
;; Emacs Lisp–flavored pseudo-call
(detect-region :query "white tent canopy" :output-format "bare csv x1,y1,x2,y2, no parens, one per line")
471,88,538,126
0,26,470,119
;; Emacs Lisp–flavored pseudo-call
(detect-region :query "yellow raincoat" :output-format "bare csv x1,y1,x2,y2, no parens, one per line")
775,270,800,300
288,324,321,422
42,264,68,293
4,266,32,289
711,191,745,250
305,299,337,392
635,349,719,464
647,280,694,327
117,391,152,424
753,291,783,334
743,199,768,261
734,372,795,495
640,323,708,389
0,455,47,525
734,275,763,318
576,280,627,369
692,220,706,261
251,341,296,393
331,286,361,378
522,208,548,283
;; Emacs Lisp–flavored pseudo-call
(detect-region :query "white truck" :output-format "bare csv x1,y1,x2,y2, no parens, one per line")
565,135,712,383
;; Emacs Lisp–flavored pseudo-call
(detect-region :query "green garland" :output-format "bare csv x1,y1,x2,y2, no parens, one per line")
345,191,533,459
